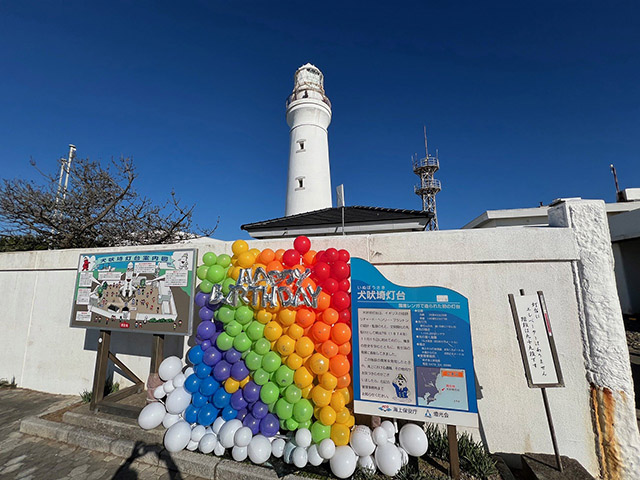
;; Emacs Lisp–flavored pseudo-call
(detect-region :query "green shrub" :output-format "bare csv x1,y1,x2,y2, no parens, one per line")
80,379,120,403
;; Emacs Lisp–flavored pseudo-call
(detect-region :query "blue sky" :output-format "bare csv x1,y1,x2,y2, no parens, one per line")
1,1,638,240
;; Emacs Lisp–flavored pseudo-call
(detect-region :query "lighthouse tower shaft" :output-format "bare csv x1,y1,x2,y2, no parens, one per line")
285,64,332,216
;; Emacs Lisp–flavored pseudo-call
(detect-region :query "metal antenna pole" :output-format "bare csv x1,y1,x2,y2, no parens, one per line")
610,164,622,202
62,144,76,201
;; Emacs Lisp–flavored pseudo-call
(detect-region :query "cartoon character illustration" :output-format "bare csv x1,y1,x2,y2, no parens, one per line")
82,257,90,271
178,253,189,270
392,374,410,399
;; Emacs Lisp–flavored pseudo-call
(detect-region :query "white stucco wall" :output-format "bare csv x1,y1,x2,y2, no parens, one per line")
2,207,637,477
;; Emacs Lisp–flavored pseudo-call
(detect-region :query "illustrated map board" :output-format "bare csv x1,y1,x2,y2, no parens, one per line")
70,249,197,335
351,258,479,428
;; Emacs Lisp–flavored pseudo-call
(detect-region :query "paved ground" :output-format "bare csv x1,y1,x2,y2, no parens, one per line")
0,388,205,480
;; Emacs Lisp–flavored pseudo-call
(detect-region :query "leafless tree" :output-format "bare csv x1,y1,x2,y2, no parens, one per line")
0,156,218,250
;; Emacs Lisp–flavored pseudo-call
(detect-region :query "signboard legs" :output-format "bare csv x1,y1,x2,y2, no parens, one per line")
447,425,461,480
541,388,563,472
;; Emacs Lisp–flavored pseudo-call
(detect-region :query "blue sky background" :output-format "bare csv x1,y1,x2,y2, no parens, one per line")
0,1,638,240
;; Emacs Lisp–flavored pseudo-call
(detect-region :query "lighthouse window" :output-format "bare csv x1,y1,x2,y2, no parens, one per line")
296,140,306,152
296,177,305,190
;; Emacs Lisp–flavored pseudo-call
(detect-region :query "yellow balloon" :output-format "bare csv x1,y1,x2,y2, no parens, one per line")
335,407,350,424
320,373,338,391
319,406,337,426
313,406,322,419
309,353,329,375
346,414,355,428
249,248,261,259
301,383,314,399
238,252,255,269
225,377,240,394
286,353,304,370
311,386,331,407
264,321,283,342
336,387,351,404
287,323,304,340
256,309,272,324
239,376,250,388
229,266,240,281
330,391,346,412
293,367,314,389
330,423,350,446
278,309,296,326
276,335,295,356
232,240,249,256
295,337,314,358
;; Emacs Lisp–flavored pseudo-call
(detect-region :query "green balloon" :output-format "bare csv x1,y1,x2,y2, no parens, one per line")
245,352,263,371
293,399,314,423
217,306,236,324
274,365,294,387
202,252,217,267
262,351,282,373
235,306,254,325
275,398,293,420
216,254,231,268
224,320,242,337
279,418,287,430
199,280,213,293
310,421,331,443
284,385,302,404
233,332,252,352
216,332,234,351
196,265,209,281
254,368,270,386
285,417,300,431
246,321,265,341
253,338,271,356
260,381,279,404
268,401,277,413
206,265,225,284
222,277,236,295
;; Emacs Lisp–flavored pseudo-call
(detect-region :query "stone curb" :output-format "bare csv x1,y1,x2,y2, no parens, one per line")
19,416,306,480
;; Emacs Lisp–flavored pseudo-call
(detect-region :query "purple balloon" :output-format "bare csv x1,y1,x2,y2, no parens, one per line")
213,360,231,382
231,361,249,381
199,307,215,322
202,346,222,367
195,292,210,308
251,400,268,420
225,348,242,364
243,381,261,403
194,337,203,345
243,413,260,435
260,413,279,437
201,339,211,351
236,408,248,421
197,320,216,339
230,390,248,410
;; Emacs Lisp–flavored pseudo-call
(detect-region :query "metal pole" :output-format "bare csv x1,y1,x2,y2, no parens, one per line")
341,206,345,236
541,388,563,471
62,144,76,201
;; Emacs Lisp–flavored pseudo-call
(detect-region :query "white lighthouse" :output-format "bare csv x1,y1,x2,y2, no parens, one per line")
285,63,333,216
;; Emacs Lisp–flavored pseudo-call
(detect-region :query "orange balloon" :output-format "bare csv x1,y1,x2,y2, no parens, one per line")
296,309,316,328
311,386,331,407
259,248,275,264
309,353,330,375
335,407,350,424
286,352,304,370
331,423,350,446
310,323,331,343
294,367,314,389
329,354,350,377
338,341,351,356
320,308,339,325
336,373,351,389
301,277,316,290
295,336,315,357
274,249,285,262
266,260,283,272
320,372,338,391
316,292,331,311
302,250,316,266
278,309,297,326
320,340,339,358
331,323,351,345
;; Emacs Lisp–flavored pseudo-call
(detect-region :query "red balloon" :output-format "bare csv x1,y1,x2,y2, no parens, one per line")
332,291,351,311
338,249,350,262
315,251,326,264
313,262,331,282
294,236,311,255
282,249,301,267
338,279,350,292
338,308,351,324
331,261,350,281
324,248,339,263
321,278,339,294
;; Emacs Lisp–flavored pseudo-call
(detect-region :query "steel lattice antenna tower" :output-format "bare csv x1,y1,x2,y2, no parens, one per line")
413,126,441,230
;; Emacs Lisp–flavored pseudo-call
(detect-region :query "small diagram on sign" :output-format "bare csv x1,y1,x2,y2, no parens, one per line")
392,374,410,399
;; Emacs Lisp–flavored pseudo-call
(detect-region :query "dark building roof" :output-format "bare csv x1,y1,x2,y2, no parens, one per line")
241,206,433,238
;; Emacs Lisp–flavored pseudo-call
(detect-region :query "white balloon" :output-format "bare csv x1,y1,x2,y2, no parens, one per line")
283,440,297,464
381,420,396,436
294,428,312,448
214,441,226,456
191,425,206,443
234,426,253,448
165,387,192,414
212,417,226,435
219,419,243,449
153,385,166,399
398,446,409,466
162,413,181,429
374,442,402,476
172,373,186,388
248,435,272,464
330,446,357,479
307,444,323,466
357,454,376,473
163,379,175,394
183,366,195,378
186,439,199,451
372,426,388,446
232,445,248,462
158,356,183,381
137,402,166,430
292,446,308,468
318,438,336,460
199,433,217,454
349,425,376,457
164,421,191,453
399,423,429,457
271,438,286,458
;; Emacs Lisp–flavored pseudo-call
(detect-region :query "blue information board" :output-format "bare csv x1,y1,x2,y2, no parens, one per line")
351,258,479,427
